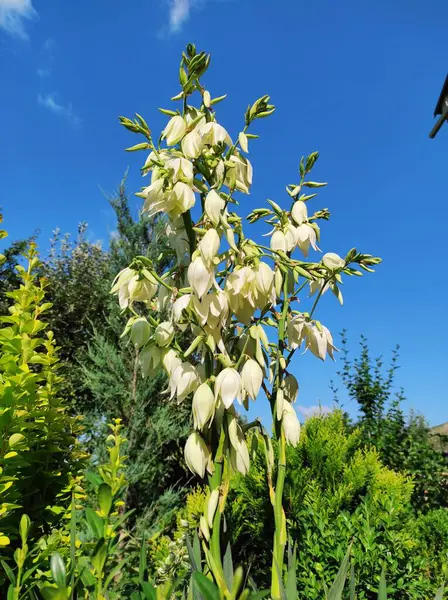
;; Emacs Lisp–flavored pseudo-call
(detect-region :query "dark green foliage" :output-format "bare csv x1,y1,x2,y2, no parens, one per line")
335,332,448,510
228,412,445,599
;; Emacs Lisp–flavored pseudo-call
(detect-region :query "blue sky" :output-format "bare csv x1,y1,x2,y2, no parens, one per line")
1,0,447,425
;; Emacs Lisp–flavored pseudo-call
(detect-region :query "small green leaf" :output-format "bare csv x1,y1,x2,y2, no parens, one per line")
1,559,16,585
141,581,157,600
192,572,220,600
19,514,30,543
98,483,113,516
50,553,66,589
85,507,104,539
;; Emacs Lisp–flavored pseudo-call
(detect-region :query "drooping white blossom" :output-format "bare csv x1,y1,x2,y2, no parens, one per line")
271,230,288,253
284,373,299,403
162,115,187,146
170,362,200,401
204,189,225,225
181,129,203,158
192,383,215,430
214,368,242,408
241,359,263,401
155,321,174,347
282,400,301,446
130,317,151,348
188,256,214,299
291,201,308,226
199,228,220,265
140,344,162,377
184,432,210,478
198,121,232,147
296,224,319,257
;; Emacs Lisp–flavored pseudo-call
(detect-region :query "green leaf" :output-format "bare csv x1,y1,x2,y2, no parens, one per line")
7,584,15,600
50,553,66,589
85,507,105,539
223,543,234,590
377,568,387,600
40,587,68,600
349,563,356,600
139,532,147,584
98,483,113,516
327,545,351,600
1,559,16,585
141,581,157,600
285,544,297,600
192,572,220,600
91,538,107,574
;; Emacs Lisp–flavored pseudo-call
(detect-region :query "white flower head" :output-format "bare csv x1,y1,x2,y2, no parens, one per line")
214,367,242,408
155,321,174,347
296,224,319,257
199,228,220,265
188,256,214,299
291,201,308,226
130,317,151,348
198,121,232,147
170,362,200,401
282,400,301,447
241,359,263,401
184,432,210,478
162,115,187,146
192,383,215,430
204,190,225,226
182,129,204,159
270,230,287,253
322,252,345,270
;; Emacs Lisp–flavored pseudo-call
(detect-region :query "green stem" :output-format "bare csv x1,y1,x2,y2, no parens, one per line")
208,428,226,584
270,272,290,599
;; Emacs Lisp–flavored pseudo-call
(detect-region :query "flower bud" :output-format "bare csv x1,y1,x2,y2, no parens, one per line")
203,90,211,108
155,321,174,347
241,359,263,401
184,432,210,478
130,317,151,348
188,256,214,299
276,388,285,421
238,131,249,153
162,115,187,145
199,228,220,265
181,129,203,159
192,383,215,430
282,400,301,447
274,269,283,297
322,252,345,270
228,415,250,475
270,230,287,252
204,190,225,225
214,367,242,408
200,515,210,541
206,489,219,528
291,201,308,225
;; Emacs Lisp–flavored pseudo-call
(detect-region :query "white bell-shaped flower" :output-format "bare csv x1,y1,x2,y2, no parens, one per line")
170,362,200,401
270,230,287,252
162,348,181,376
284,373,299,403
140,344,162,377
130,317,151,348
241,359,263,401
322,252,345,270
228,414,250,475
182,129,204,159
188,256,214,299
166,157,194,184
199,228,220,265
184,432,210,478
155,321,174,347
198,121,232,147
204,190,225,225
214,367,242,408
291,201,308,226
255,262,274,296
282,400,301,447
171,181,195,215
192,383,215,430
296,224,319,257
162,115,187,145
285,223,299,252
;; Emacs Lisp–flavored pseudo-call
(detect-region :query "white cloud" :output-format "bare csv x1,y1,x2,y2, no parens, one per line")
37,93,82,127
297,404,333,419
168,0,197,33
0,0,36,39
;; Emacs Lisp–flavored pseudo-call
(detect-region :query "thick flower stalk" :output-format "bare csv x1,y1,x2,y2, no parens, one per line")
113,43,381,598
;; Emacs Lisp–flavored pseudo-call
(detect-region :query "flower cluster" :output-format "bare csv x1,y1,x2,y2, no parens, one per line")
113,45,380,490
